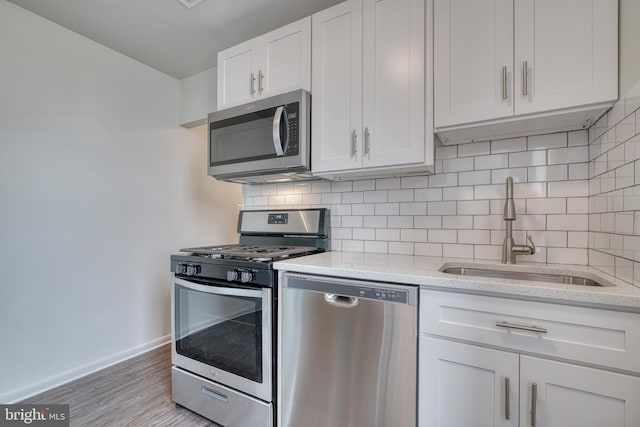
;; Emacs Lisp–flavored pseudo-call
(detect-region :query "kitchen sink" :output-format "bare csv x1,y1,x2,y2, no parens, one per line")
440,264,612,287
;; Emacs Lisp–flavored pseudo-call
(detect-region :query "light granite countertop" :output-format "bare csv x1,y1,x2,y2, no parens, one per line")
274,251,640,312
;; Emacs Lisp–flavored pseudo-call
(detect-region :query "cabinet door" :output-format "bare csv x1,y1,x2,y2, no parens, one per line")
434,0,513,128
259,17,311,99
520,356,640,427
362,0,425,168
514,0,618,115
217,41,256,110
419,337,519,427
311,0,363,173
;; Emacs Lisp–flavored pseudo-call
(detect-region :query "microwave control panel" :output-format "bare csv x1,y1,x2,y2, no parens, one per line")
285,103,299,156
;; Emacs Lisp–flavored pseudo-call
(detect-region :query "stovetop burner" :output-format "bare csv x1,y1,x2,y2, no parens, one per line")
179,244,320,262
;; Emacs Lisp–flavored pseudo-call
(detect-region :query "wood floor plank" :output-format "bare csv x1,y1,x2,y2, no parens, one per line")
21,344,217,426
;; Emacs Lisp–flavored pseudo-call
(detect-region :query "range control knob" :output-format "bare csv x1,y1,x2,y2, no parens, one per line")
186,264,200,276
175,263,186,275
240,271,254,283
227,270,239,282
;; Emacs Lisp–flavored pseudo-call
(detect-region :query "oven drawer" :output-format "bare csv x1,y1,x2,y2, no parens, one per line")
420,289,640,373
172,367,273,427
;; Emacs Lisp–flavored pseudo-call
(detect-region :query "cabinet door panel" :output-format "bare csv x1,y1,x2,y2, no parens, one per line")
311,1,363,173
514,0,618,115
217,44,255,110
262,17,311,98
520,356,640,427
434,0,513,127
363,0,425,168
420,337,519,427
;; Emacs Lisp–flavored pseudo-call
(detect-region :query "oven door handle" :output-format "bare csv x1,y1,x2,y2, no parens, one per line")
272,105,289,157
173,277,265,299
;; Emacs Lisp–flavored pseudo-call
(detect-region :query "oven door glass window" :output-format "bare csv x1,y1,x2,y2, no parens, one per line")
174,283,263,383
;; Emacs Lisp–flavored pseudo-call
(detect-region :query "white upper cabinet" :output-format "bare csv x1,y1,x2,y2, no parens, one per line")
312,0,433,178
217,17,311,110
434,0,618,144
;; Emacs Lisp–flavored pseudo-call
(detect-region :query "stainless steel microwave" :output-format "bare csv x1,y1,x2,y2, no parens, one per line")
208,89,312,183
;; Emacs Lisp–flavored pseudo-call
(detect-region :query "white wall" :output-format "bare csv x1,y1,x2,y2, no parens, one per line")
0,0,241,402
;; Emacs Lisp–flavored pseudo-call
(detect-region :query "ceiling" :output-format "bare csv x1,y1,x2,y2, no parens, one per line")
7,0,343,79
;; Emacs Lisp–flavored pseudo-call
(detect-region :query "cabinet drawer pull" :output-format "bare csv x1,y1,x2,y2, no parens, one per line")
522,61,528,96
504,377,510,420
351,129,358,159
364,127,370,157
502,66,508,100
531,382,537,427
496,321,547,334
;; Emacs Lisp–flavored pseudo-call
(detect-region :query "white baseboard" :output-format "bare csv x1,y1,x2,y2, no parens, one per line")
1,334,171,404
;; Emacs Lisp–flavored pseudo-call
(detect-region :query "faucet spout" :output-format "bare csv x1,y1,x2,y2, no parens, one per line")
501,177,535,264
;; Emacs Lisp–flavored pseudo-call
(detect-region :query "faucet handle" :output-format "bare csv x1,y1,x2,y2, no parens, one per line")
526,234,536,254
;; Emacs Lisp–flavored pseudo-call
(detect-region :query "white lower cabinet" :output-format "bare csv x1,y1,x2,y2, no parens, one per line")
419,289,640,427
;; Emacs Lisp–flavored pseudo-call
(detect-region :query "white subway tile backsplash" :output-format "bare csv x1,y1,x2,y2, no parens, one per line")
353,179,376,191
443,215,473,229
547,248,588,265
458,229,490,244
458,141,490,157
548,146,588,165
475,154,509,170
509,150,547,167
443,186,474,201
427,201,457,216
242,120,638,279
568,130,589,147
375,203,399,215
400,175,429,189
459,170,491,186
457,200,490,215
492,168,528,184
528,165,568,182
414,216,442,229
428,229,457,243
400,202,427,215
376,178,401,190
443,244,474,258
528,133,567,150
492,137,527,154
526,198,566,214
388,189,414,202
547,215,588,231
414,188,443,202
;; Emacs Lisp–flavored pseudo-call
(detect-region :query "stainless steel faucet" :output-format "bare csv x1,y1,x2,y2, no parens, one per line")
502,177,535,264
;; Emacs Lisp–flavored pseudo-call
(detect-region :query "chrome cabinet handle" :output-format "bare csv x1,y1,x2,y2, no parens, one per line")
496,321,547,334
531,383,537,427
250,72,256,95
351,129,358,159
272,106,288,156
364,127,370,157
522,61,528,96
505,377,510,420
258,70,264,94
502,66,508,100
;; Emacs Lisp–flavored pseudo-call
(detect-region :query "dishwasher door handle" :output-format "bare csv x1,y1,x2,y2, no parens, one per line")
324,293,359,308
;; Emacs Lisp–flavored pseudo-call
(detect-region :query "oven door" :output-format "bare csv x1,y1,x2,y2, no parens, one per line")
171,276,272,402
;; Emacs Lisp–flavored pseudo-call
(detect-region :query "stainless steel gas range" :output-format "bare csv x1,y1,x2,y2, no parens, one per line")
170,208,329,427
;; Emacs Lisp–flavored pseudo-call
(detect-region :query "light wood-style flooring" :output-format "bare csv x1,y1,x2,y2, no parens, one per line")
22,343,216,426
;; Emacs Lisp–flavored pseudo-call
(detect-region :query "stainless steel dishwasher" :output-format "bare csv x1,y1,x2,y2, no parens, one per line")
278,272,418,427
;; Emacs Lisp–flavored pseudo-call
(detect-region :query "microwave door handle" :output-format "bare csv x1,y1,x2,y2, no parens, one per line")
272,106,289,157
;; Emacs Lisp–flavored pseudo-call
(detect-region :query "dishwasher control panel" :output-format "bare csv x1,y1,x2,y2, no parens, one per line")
356,287,409,303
